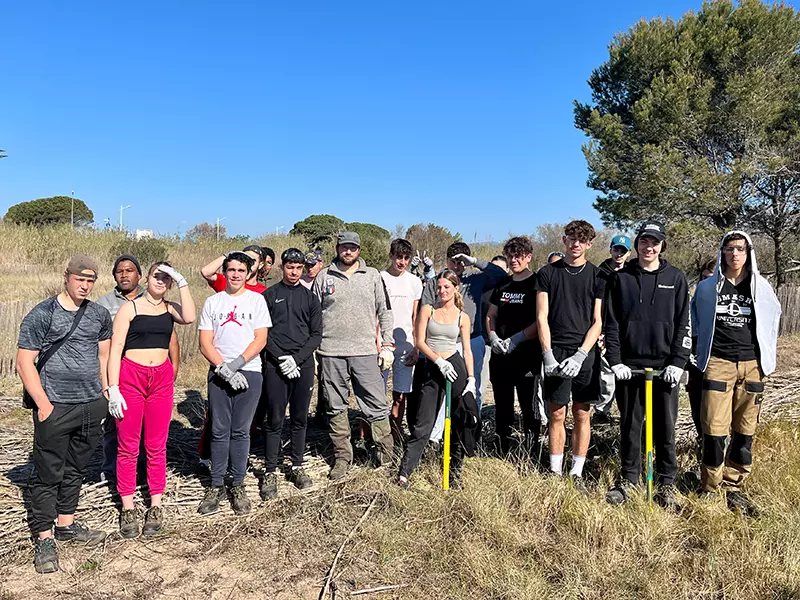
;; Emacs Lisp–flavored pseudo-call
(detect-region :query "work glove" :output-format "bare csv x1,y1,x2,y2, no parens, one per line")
229,371,249,391
378,345,395,370
434,357,458,382
156,264,188,288
286,365,301,379
451,253,477,267
463,376,476,399
663,365,684,387
611,364,633,381
505,331,527,354
278,355,298,377
543,349,560,377
559,348,588,379
215,354,246,382
107,385,127,420
410,251,421,268
422,251,434,270
488,331,506,355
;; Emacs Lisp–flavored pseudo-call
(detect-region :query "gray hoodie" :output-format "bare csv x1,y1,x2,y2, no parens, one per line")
691,230,781,375
312,258,393,357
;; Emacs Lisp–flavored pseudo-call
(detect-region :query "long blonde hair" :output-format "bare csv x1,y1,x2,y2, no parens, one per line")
437,269,464,311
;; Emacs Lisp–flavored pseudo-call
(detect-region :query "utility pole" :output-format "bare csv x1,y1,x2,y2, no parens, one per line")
119,204,131,231
216,217,226,242
71,190,75,228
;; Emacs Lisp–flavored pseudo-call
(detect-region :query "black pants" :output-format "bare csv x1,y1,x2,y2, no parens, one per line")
400,354,478,478
489,352,540,454
263,361,315,472
686,364,704,443
617,376,679,487
29,398,107,534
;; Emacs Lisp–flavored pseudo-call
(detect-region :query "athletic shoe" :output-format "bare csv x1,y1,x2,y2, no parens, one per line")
54,520,107,545
33,538,59,574
119,509,140,539
288,468,313,490
606,480,637,505
568,475,589,496
726,490,760,518
260,473,278,500
142,506,163,536
396,476,411,490
655,485,682,512
329,459,350,481
198,486,225,515
230,485,251,515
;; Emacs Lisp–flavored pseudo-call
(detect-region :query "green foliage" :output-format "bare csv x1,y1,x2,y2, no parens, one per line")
345,221,390,241
576,0,800,286
109,236,169,268
5,196,93,227
290,214,346,247
345,222,391,268
186,222,226,242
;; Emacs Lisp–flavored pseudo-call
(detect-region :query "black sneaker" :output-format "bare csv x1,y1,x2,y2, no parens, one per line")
198,486,225,515
726,490,760,518
606,480,637,505
54,520,107,546
119,509,140,539
260,473,278,500
142,506,164,536
288,467,313,490
230,484,251,515
655,485,682,512
33,538,59,574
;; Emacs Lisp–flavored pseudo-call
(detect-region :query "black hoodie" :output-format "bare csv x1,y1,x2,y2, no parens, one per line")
604,258,691,369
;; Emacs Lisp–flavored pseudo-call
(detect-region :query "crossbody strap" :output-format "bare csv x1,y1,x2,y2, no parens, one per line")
36,300,89,372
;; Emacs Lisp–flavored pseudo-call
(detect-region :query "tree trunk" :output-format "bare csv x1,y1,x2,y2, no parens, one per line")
774,235,785,289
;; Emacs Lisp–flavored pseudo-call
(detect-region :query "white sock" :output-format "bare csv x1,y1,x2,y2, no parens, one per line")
550,454,564,475
569,455,586,477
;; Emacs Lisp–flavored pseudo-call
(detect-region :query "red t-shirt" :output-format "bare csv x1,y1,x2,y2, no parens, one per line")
208,273,267,294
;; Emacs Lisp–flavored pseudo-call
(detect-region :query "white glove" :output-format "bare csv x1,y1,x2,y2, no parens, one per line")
287,366,301,379
229,372,249,391
452,253,477,267
611,364,632,380
434,357,458,382
157,264,188,288
488,331,506,355
559,348,588,379
278,355,297,376
463,376,476,398
107,385,127,419
543,350,560,377
378,346,395,371
410,251,421,268
663,365,684,387
422,251,434,270
505,331,526,354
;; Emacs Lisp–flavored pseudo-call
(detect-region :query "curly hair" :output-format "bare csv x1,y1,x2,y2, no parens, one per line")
564,220,596,242
503,236,533,258
390,238,414,257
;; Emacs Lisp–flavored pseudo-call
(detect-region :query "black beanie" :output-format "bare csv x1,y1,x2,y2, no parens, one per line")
113,254,142,275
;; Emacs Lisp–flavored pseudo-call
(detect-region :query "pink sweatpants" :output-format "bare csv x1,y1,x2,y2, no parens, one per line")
116,357,174,497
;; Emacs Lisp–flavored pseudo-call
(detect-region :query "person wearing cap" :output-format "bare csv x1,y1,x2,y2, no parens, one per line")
16,255,113,574
546,251,565,265
312,232,395,480
595,235,633,422
300,249,325,290
95,255,181,485
691,230,781,516
603,220,690,510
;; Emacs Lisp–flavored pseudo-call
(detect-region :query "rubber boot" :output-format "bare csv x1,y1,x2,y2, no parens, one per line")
369,417,394,468
329,411,353,464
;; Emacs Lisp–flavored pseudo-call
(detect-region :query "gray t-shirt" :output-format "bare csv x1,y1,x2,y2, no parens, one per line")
18,297,113,404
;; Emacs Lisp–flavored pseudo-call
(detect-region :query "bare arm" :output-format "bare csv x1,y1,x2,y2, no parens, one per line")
580,298,603,352
460,313,474,377
536,291,552,352
169,331,180,380
16,349,50,413
98,339,111,392
415,305,439,362
486,303,498,336
167,285,197,325
199,329,225,367
200,255,226,283
243,328,268,361
107,302,133,387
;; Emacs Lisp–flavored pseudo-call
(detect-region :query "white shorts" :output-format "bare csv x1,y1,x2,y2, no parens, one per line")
382,345,415,394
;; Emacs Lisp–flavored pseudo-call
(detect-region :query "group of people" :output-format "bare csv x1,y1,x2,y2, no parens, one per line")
16,219,780,574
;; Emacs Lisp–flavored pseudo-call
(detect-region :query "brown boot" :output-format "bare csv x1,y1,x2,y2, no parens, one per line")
369,417,394,468
329,411,353,465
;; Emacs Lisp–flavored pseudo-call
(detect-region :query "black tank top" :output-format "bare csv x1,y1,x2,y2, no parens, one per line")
124,303,174,353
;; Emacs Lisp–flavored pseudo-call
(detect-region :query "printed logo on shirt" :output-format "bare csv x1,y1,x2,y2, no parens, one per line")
500,292,526,304
658,284,675,289
325,277,335,295
276,298,285,303
219,307,249,327
682,336,692,349
715,292,754,327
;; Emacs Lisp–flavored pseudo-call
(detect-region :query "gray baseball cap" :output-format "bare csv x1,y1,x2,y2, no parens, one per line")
337,231,361,247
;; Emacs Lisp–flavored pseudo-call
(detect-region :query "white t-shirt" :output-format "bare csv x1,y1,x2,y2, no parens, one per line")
380,270,423,350
198,289,272,372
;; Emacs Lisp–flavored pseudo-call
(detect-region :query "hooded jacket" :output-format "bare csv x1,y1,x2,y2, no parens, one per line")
691,230,781,375
604,258,691,369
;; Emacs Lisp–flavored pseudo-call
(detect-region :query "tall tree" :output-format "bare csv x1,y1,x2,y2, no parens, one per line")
5,196,93,227
290,214,346,247
575,0,800,286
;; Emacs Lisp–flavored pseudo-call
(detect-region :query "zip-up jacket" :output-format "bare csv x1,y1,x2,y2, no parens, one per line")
262,281,322,368
691,230,781,375
604,258,691,369
312,258,393,357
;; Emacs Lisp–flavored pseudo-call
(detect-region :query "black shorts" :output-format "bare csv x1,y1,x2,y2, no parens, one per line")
543,346,600,406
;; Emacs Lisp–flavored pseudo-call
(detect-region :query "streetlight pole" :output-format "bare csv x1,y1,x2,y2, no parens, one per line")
119,205,131,231
216,217,226,242
71,190,75,228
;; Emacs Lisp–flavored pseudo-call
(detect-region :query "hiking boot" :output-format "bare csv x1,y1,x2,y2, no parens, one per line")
119,509,140,539
568,475,589,496
370,446,387,469
288,467,313,490
33,538,59,574
329,459,350,481
726,490,760,518
260,472,279,500
230,484,251,515
142,506,164,536
606,480,637,505
655,485,682,512
198,486,225,515
54,520,107,546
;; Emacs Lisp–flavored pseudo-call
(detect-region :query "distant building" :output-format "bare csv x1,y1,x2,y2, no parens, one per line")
135,229,154,240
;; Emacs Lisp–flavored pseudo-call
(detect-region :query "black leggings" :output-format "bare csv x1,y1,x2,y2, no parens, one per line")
263,361,315,472
400,354,478,478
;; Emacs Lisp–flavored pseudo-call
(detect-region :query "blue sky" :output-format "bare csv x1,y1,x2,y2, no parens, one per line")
1,1,696,241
